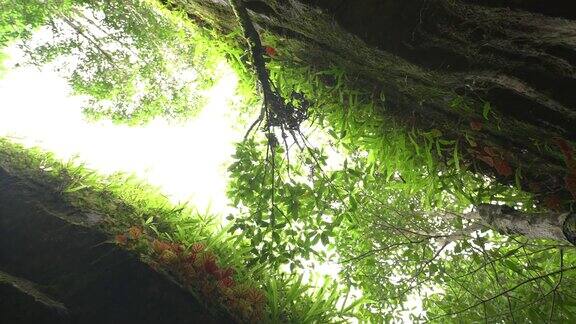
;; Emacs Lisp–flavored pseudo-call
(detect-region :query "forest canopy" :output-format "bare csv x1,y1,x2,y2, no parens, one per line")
1,0,576,322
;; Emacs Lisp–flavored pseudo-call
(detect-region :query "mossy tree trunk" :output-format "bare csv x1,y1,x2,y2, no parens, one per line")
170,0,576,202
472,204,576,245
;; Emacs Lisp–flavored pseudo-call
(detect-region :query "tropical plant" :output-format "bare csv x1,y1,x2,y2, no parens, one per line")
2,0,576,322
2,0,218,124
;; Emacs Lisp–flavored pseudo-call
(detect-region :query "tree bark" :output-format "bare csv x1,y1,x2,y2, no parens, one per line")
471,204,576,245
168,0,576,201
0,167,230,323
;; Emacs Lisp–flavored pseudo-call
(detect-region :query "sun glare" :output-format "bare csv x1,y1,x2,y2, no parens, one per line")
0,45,242,216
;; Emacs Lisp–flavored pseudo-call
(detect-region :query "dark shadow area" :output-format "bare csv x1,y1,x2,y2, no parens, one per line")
461,0,576,19
0,168,231,324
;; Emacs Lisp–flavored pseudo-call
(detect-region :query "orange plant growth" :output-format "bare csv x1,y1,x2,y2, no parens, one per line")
115,233,128,245
128,226,143,240
115,228,266,322
263,45,277,57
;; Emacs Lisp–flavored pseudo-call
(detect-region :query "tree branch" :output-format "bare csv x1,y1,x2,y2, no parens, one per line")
228,0,275,136
429,265,576,321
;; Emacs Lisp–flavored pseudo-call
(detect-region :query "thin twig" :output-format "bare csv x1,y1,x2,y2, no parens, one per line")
58,14,118,68
429,265,576,321
341,239,428,264
549,249,564,323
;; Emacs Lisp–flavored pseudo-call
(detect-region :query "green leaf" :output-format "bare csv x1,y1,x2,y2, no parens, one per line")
482,102,491,120
453,141,460,172
321,232,329,245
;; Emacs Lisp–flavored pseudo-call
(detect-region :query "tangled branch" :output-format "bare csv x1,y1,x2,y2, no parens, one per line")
228,0,308,142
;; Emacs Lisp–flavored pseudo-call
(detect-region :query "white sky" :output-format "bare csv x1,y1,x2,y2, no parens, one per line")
0,45,243,216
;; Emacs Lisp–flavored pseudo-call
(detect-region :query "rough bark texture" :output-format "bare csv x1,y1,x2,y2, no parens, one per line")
169,0,576,204
0,168,230,323
0,270,70,323
474,204,576,244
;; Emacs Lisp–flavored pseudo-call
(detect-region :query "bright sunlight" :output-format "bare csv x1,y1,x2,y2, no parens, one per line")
0,45,241,216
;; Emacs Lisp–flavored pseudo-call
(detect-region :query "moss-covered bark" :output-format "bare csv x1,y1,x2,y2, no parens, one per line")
0,168,228,323
171,0,576,202
473,204,576,244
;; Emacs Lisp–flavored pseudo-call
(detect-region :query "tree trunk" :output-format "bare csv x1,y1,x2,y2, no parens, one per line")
0,167,230,323
169,0,576,200
473,204,576,244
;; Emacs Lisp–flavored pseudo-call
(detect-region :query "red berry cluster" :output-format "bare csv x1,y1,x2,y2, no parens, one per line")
114,226,266,322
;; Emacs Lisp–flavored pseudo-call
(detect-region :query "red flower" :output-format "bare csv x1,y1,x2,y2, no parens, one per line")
128,226,142,240
222,267,235,278
185,252,197,264
213,269,224,279
263,46,277,57
115,234,128,246
214,267,235,279
191,242,205,253
218,277,235,288
152,240,172,254
204,258,219,275
169,243,183,255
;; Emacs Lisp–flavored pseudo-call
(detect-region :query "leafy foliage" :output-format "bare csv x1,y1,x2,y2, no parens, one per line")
1,0,69,46
0,138,365,322
2,0,576,322
225,30,576,321
3,0,218,124
228,139,338,269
